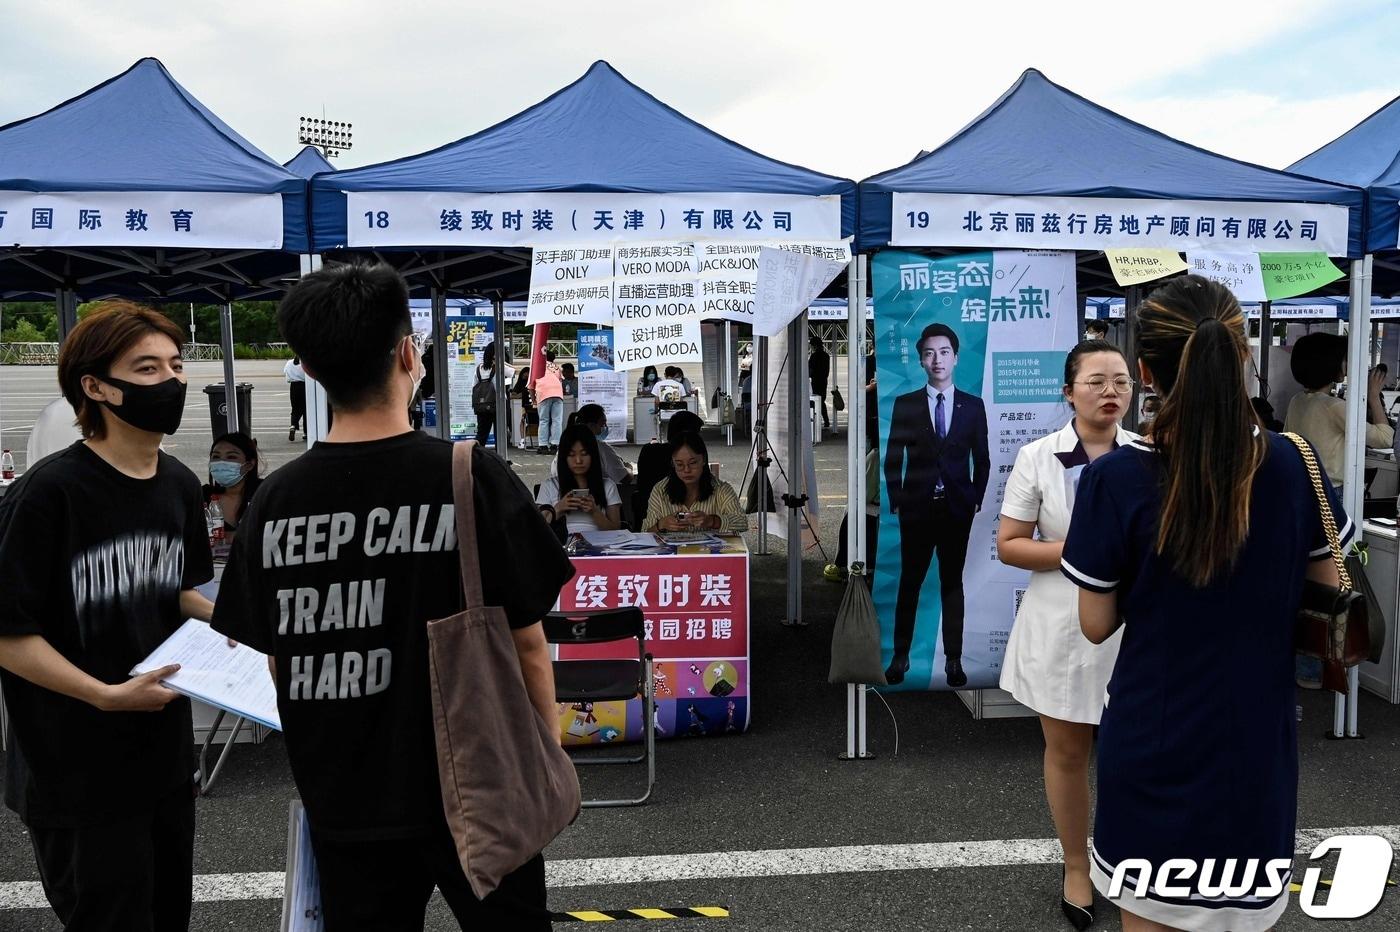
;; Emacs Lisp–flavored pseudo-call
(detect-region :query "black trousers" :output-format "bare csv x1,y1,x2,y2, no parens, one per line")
474,407,496,446
812,380,829,426
30,782,195,932
310,821,551,931
835,511,880,583
289,380,307,431
894,499,972,661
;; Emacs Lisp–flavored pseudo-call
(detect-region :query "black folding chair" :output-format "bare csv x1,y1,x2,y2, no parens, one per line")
543,607,655,807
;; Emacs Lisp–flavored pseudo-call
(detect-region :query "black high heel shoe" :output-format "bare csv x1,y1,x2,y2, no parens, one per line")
1060,867,1096,930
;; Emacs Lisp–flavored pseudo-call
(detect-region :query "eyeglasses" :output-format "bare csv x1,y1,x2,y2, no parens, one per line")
1074,377,1135,394
672,459,703,471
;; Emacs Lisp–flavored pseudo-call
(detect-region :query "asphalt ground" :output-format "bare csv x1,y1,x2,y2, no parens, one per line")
1,361,1399,930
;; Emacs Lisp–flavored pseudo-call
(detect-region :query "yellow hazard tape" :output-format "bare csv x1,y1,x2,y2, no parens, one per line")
553,906,730,922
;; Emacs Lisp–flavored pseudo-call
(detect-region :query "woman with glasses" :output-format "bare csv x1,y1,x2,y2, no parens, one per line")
642,432,747,535
997,339,1136,930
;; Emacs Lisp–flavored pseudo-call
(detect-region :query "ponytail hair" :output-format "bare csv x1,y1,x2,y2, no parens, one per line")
1136,275,1264,587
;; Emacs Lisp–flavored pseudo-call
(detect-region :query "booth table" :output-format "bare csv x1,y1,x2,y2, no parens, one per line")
554,536,750,744
1360,520,1400,703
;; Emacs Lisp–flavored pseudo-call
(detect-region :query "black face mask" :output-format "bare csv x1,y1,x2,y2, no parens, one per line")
99,375,188,435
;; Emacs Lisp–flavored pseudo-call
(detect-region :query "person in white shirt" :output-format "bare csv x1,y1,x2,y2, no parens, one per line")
284,356,307,441
550,405,631,485
996,339,1136,925
535,424,622,535
651,367,687,402
1283,332,1392,486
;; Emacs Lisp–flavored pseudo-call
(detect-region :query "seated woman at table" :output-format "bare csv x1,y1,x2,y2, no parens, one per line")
202,431,262,546
643,432,748,535
536,424,623,534
637,365,660,396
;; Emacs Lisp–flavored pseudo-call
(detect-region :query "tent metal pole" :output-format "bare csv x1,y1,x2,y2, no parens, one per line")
754,336,770,556
852,255,870,759
56,289,78,342
299,254,329,445
725,321,734,447
1257,301,1271,402
429,287,451,441
1337,255,1371,739
494,296,508,457
219,303,238,434
783,316,805,627
1123,285,1141,433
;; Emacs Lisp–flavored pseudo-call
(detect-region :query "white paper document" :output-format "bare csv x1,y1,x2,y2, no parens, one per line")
131,620,281,731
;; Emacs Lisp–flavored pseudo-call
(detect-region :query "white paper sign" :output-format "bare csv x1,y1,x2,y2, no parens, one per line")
525,280,615,325
753,248,847,337
1242,303,1338,320
0,191,285,248
345,191,842,247
613,280,702,371
698,240,851,323
1185,251,1267,301
890,192,1350,256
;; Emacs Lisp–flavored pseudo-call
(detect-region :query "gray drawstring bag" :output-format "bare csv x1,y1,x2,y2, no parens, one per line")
828,564,887,685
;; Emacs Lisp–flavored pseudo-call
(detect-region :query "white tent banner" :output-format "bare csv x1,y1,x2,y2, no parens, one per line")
0,191,284,248
1242,303,1338,320
890,192,1349,256
753,247,847,338
346,191,842,247
1185,251,1268,302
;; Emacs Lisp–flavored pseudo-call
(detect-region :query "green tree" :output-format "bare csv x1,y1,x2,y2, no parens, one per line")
1,318,46,343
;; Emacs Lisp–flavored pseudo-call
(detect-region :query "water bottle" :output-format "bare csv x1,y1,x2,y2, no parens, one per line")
0,450,13,480
207,494,225,549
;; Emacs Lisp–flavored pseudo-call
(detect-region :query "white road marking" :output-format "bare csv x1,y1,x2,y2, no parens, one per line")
2,825,1396,911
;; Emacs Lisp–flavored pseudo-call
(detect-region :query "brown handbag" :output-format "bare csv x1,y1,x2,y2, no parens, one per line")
427,441,581,899
1284,433,1371,694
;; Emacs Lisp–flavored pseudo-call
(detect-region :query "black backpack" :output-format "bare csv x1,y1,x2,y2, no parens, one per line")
472,370,496,413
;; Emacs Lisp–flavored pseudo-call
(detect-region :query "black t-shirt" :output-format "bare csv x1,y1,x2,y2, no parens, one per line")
0,441,213,827
212,433,573,841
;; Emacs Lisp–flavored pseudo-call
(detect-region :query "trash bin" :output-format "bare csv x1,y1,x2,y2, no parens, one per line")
203,383,253,437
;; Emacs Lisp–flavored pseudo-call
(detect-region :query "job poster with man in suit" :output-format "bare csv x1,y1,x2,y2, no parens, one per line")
873,250,1076,691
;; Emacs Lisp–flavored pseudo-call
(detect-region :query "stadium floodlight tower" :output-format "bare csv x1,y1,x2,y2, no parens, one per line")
297,116,353,158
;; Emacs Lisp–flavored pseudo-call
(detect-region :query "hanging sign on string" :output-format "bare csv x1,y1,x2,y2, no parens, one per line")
1185,252,1267,302
753,247,848,337
1104,248,1186,286
1257,252,1345,301
525,245,616,324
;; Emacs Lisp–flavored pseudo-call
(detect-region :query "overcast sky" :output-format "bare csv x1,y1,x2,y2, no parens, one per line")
2,0,1397,180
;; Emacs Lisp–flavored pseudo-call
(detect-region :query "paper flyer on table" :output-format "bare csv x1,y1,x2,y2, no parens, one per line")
131,619,281,731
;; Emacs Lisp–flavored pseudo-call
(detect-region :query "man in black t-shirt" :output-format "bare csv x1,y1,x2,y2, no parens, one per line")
213,263,572,931
0,301,215,932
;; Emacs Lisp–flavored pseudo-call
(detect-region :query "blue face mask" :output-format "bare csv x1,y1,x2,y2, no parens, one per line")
209,460,248,488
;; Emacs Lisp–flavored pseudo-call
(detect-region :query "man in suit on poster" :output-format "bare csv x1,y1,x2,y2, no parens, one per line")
883,323,989,688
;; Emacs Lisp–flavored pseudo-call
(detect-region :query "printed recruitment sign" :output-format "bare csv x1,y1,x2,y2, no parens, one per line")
1104,248,1187,286
1257,252,1345,301
872,249,1077,693
889,193,1350,256
0,191,285,248
345,192,842,247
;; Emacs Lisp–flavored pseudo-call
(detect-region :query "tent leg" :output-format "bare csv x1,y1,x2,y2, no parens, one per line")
430,288,450,441
494,296,508,458
219,303,238,435
1334,255,1372,740
725,321,734,447
1257,301,1271,402
56,288,78,342
783,317,806,627
299,254,329,445
754,336,769,556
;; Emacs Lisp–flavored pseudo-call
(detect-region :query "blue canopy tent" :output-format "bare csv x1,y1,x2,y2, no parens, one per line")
309,61,861,747
857,68,1372,736
285,145,336,179
0,57,310,438
0,58,308,308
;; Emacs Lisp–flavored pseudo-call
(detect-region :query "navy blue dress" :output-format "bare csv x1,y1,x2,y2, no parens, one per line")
1061,433,1351,931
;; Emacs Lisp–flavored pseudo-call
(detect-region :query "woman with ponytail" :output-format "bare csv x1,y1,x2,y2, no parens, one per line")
1060,276,1351,932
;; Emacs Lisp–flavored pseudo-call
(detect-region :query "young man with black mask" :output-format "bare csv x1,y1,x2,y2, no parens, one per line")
212,263,571,931
0,300,215,932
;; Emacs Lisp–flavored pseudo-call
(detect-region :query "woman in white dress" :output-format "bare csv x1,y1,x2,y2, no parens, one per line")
997,339,1136,930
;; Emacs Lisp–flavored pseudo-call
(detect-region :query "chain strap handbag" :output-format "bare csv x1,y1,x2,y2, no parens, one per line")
427,441,580,898
1283,432,1371,695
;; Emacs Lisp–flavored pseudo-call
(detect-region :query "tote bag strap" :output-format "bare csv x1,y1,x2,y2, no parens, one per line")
451,440,487,610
